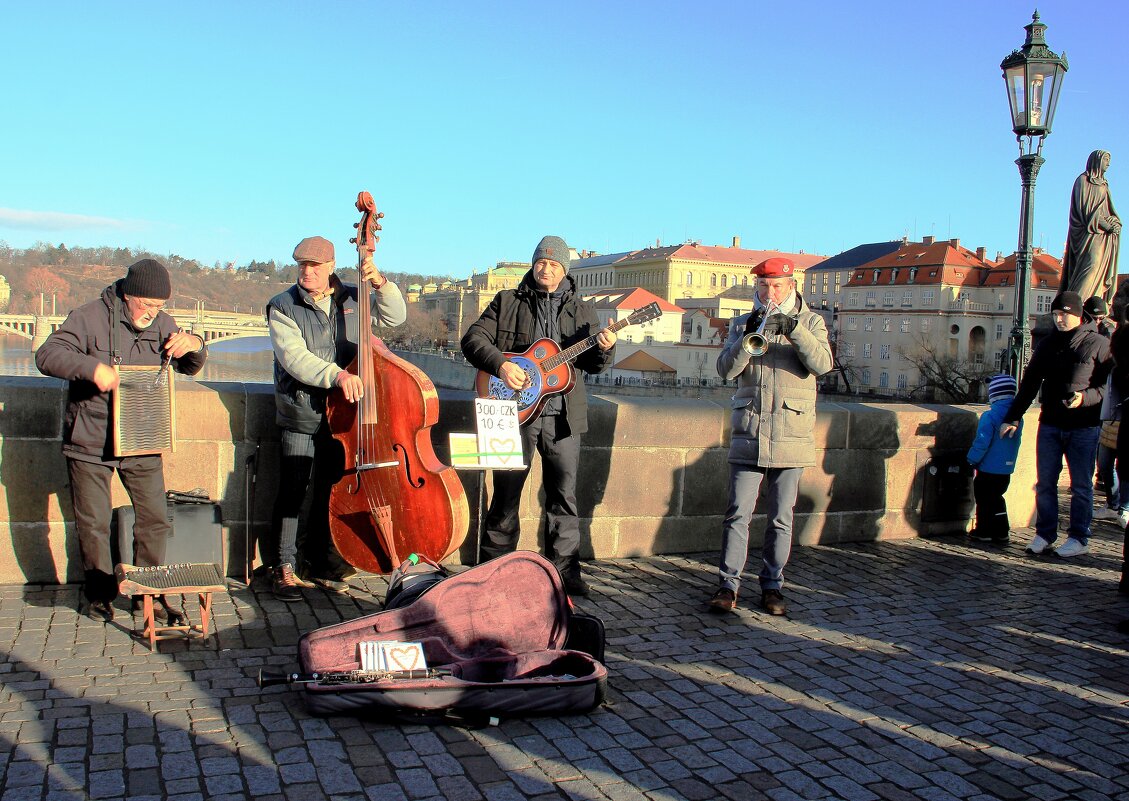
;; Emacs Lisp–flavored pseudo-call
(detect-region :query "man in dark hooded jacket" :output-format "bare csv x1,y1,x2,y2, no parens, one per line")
461,235,616,596
36,258,207,621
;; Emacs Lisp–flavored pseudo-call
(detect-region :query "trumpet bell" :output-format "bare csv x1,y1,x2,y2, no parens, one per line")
741,333,769,356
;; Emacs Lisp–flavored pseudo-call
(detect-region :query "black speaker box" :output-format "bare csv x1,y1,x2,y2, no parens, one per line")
112,500,224,573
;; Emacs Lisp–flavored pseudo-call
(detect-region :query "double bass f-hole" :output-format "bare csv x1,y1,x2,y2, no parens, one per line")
393,443,424,489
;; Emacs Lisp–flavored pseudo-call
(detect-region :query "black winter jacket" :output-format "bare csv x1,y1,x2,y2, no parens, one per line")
35,282,208,462
460,273,613,435
1005,322,1111,430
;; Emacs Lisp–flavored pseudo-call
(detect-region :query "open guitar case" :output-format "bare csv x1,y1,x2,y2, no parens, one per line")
297,551,608,720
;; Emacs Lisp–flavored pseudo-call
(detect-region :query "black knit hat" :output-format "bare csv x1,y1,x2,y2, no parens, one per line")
532,236,570,273
1051,291,1082,315
121,258,171,300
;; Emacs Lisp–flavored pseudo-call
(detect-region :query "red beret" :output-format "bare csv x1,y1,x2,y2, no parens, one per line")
752,257,795,277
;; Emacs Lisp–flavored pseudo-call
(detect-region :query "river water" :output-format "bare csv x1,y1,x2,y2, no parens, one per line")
0,334,275,384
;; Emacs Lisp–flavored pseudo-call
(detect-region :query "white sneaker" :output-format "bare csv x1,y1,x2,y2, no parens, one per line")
1026,534,1052,554
1094,507,1121,521
1119,511,1129,527
1055,538,1090,558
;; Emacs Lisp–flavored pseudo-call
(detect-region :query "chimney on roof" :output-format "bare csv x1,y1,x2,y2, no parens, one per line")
996,251,1003,261
923,236,935,245
732,235,741,248
655,238,660,247
949,238,959,248
976,246,986,261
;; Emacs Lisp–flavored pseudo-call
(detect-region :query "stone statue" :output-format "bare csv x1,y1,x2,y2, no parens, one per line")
1063,150,1121,304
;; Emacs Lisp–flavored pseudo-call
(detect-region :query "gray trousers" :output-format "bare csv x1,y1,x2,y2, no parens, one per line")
482,414,582,576
68,455,169,602
718,463,803,593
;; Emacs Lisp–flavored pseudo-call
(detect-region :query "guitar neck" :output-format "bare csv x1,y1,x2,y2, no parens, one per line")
542,316,634,371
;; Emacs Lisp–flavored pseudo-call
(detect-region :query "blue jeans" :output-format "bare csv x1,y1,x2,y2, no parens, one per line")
1096,443,1129,511
1035,424,1101,545
719,464,802,592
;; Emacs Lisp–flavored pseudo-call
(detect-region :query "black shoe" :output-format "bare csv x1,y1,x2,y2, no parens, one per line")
563,574,590,597
760,589,787,616
708,587,737,612
132,596,169,623
84,600,114,622
969,529,993,543
273,564,304,602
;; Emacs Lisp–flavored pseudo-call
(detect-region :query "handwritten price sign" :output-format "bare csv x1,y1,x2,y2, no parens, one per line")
474,398,522,468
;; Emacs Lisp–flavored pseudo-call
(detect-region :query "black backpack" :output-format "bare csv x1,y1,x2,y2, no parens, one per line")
384,554,449,610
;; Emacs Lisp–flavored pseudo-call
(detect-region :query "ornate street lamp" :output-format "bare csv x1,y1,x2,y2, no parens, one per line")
1001,11,1068,381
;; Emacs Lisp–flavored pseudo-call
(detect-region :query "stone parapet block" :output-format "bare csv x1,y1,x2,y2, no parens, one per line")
0,375,1041,585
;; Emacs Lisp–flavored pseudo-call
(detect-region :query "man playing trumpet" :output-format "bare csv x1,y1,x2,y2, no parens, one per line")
708,257,832,616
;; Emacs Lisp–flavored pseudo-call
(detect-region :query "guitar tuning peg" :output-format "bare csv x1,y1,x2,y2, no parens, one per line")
349,236,357,244
353,222,360,229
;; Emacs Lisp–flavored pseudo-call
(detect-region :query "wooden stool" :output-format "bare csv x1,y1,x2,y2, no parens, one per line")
115,563,227,650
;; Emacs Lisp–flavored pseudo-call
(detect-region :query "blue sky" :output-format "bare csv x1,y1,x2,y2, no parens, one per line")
2,1,1126,278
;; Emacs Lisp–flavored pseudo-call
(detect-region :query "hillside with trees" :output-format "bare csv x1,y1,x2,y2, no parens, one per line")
0,241,454,345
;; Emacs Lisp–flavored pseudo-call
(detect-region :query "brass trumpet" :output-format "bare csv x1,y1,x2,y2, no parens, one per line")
741,302,779,356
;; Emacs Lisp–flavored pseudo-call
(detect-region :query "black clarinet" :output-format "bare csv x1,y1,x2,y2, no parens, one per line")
258,667,451,687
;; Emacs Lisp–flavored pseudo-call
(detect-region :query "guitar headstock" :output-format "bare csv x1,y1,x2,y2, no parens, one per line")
627,302,662,325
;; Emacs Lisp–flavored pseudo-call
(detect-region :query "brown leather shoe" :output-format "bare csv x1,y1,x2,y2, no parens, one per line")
708,587,737,611
760,589,787,616
273,563,303,602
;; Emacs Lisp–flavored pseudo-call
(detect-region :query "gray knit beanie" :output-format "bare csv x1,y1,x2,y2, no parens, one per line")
121,258,171,300
532,236,570,273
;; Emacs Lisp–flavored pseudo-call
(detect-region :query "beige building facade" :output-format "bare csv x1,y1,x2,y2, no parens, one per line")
834,236,1061,398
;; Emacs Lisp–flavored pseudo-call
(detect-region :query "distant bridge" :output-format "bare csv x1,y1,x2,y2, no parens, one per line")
0,310,269,350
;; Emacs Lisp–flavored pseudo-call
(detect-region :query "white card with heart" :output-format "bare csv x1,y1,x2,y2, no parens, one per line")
359,640,428,672
473,398,524,468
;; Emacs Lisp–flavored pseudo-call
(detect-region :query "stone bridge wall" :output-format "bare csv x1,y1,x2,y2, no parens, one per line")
0,374,1039,585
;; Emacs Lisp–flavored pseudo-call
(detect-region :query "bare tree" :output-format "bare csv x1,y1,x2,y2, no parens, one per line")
898,333,993,403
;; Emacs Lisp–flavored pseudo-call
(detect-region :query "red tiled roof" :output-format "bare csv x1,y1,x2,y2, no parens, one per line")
584,287,683,313
986,251,1063,289
613,350,677,372
845,241,996,288
615,244,826,271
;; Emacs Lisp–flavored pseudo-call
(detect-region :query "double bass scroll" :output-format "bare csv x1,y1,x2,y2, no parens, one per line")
325,191,469,574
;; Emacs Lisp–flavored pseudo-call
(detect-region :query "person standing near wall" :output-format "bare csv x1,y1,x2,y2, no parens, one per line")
707,257,833,616
1001,291,1111,558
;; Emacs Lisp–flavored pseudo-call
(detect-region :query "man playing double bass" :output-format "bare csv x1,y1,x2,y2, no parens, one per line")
265,236,406,601
461,235,616,597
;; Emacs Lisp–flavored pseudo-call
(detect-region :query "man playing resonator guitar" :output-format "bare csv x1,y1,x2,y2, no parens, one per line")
461,235,616,596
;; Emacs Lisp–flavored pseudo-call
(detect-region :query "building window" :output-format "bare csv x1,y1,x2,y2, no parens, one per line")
900,318,910,333
721,275,727,288
883,291,895,306
897,374,908,390
922,290,935,305
864,317,874,332
847,316,858,331
882,318,891,332
995,323,1004,340
741,276,748,286
834,274,841,291
865,291,876,307
863,343,872,359
872,270,880,284
645,335,654,345
921,318,931,332
822,275,829,293
711,274,717,287
902,290,912,306
848,291,859,307
879,371,889,388
880,344,891,360
841,342,855,358
862,368,871,386
909,268,917,283
686,272,693,285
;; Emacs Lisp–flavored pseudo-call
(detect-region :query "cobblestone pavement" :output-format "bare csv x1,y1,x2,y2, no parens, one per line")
1,520,1127,801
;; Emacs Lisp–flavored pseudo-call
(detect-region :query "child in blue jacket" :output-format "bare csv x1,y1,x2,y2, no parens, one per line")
967,374,1023,544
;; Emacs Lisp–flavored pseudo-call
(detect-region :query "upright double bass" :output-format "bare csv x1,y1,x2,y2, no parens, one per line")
326,191,469,574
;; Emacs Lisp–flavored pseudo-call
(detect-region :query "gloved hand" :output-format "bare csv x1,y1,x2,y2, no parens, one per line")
761,313,797,337
744,310,766,335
